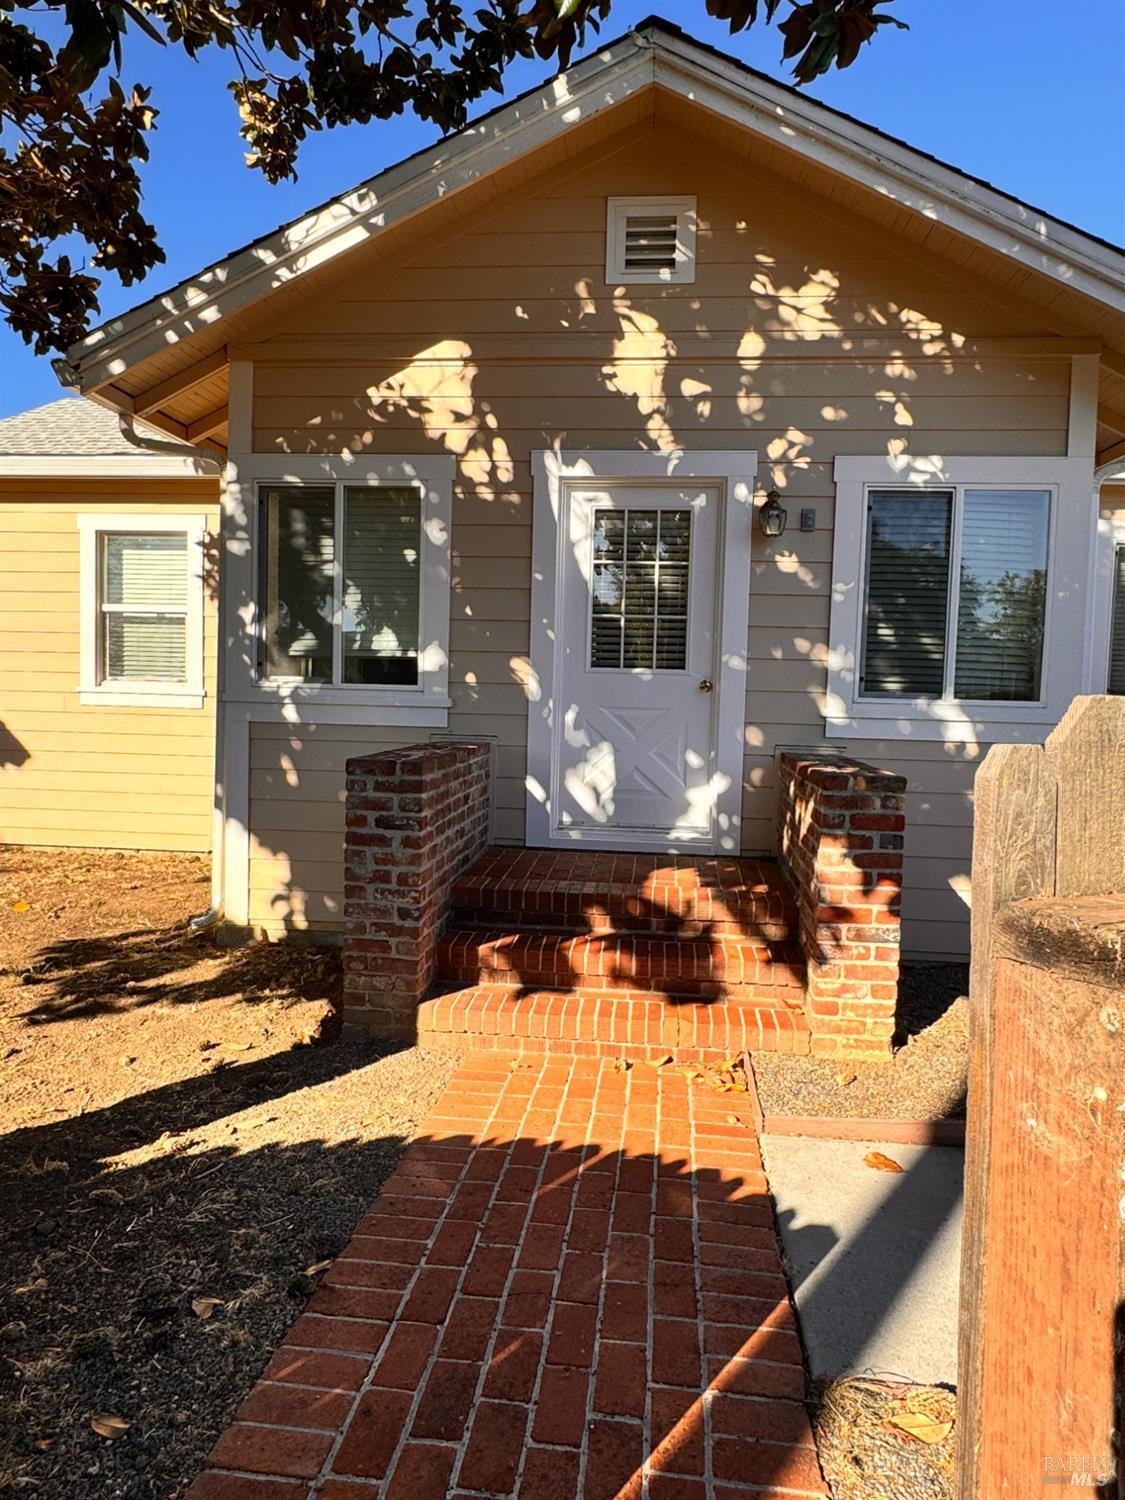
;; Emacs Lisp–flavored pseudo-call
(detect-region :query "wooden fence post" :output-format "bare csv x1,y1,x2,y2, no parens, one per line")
957,696,1125,1497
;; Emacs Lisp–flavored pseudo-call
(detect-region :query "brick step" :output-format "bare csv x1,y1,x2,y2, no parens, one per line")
417,985,812,1059
434,926,806,1000
451,849,798,941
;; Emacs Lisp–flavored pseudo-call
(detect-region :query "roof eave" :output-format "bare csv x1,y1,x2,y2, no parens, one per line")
61,22,1125,396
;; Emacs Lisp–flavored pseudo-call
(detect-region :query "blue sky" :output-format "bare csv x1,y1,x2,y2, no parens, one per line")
3,0,1122,419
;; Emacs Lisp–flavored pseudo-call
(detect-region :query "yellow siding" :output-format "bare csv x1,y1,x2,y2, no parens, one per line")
244,119,1077,953
0,478,220,851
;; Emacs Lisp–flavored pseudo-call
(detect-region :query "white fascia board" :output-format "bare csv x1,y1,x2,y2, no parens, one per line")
652,38,1125,315
63,38,655,392
0,455,220,476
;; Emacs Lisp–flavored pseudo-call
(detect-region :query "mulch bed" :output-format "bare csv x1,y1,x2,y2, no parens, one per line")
751,963,970,1123
0,847,456,1498
813,1378,955,1500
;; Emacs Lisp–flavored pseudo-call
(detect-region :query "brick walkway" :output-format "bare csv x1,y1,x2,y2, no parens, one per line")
187,1054,828,1499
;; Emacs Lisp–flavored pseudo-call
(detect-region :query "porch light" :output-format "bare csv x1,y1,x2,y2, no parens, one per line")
759,489,788,538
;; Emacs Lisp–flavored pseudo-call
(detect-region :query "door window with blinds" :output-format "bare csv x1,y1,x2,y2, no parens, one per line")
78,514,206,707
861,487,1051,703
590,507,690,671
259,483,423,686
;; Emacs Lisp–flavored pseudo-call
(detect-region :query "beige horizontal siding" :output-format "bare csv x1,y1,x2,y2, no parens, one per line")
0,480,220,853
243,117,1078,954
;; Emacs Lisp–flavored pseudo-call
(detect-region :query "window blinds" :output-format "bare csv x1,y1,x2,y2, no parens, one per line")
342,486,421,686
954,489,1049,702
862,491,952,697
100,533,188,681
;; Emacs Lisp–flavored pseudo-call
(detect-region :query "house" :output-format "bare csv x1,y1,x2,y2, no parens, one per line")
4,18,1125,992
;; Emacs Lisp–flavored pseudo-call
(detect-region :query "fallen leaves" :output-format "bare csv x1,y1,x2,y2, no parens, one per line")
303,1259,332,1278
886,1408,954,1444
863,1150,904,1174
11,899,30,913
90,1414,130,1440
613,1057,632,1073
644,1054,673,1068
191,1297,223,1319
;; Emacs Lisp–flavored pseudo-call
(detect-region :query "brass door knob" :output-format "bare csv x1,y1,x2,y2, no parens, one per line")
699,679,714,693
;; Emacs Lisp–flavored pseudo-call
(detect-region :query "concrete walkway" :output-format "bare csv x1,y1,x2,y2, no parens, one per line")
762,1135,964,1386
188,1054,828,1499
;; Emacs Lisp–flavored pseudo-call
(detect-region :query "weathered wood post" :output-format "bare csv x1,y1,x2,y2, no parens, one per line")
957,696,1125,1497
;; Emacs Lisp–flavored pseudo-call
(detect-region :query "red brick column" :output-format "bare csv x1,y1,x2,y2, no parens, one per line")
343,741,492,1037
776,751,905,1060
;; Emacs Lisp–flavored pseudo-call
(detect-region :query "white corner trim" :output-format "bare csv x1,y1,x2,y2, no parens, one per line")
76,512,208,709
1067,353,1100,459
527,448,757,852
605,195,697,286
826,455,1099,744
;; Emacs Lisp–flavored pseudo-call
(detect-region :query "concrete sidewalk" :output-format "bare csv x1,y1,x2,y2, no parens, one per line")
762,1135,963,1386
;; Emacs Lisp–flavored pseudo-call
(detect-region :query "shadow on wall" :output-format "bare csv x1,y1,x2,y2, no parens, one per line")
0,721,29,770
219,118,1045,938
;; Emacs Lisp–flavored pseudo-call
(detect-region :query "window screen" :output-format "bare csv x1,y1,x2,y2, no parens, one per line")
260,485,335,680
342,485,421,685
590,507,690,671
99,533,188,682
954,489,1049,702
861,491,952,697
1109,544,1125,695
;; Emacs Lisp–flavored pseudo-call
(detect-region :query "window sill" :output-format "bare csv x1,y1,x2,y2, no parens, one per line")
79,687,206,711
225,687,451,728
825,705,1057,745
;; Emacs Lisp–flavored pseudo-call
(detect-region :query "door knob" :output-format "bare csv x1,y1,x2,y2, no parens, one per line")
699,679,713,693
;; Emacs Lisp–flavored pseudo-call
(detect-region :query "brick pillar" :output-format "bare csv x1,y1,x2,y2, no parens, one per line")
343,741,491,1037
776,751,905,1060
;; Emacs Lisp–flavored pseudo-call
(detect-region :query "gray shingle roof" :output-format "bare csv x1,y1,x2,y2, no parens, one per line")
0,398,203,458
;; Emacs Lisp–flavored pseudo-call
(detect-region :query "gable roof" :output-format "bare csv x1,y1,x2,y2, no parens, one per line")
0,398,219,475
55,15,1125,456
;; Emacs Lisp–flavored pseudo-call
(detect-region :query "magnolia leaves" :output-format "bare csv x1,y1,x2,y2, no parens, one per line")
863,1150,905,1173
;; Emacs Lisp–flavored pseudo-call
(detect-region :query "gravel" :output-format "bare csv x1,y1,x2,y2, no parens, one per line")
752,963,970,1122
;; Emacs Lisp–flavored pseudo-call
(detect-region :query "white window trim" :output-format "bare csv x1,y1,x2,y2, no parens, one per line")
223,453,454,722
605,195,697,286
827,455,1099,743
1091,510,1125,693
527,448,756,853
77,513,207,709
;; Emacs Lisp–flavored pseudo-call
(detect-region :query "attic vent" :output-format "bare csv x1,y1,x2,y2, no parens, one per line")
606,196,697,285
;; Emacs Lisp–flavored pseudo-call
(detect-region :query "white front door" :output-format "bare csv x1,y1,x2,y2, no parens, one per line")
552,481,723,847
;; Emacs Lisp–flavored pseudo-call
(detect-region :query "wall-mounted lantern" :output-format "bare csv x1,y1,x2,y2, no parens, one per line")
759,488,788,538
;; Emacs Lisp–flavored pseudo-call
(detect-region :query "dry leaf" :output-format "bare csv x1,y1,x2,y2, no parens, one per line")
864,1151,905,1174
304,1260,332,1278
835,1071,858,1087
91,1414,130,1440
644,1054,673,1068
191,1297,223,1319
34,1438,54,1451
11,900,30,912
613,1057,632,1072
886,1410,953,1444
725,1113,745,1127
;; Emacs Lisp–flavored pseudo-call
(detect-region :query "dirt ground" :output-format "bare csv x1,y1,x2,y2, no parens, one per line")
0,846,456,1499
752,963,970,1122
